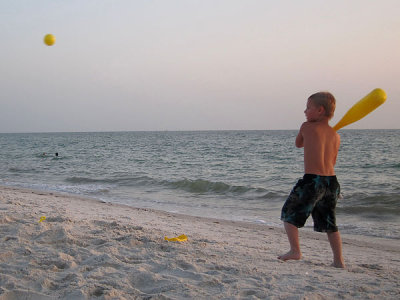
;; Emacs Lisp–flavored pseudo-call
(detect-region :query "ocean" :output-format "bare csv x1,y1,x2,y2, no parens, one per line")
0,130,399,239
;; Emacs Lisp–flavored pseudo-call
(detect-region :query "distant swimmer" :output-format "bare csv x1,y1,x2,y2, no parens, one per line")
55,153,59,157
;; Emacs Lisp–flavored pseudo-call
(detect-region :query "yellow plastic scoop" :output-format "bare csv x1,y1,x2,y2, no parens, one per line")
164,234,188,242
38,216,46,223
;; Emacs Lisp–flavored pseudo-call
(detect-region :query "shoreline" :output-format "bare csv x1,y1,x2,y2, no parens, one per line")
1,185,399,299
2,183,399,242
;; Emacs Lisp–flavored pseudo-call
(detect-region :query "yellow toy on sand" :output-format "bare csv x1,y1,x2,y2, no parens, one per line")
333,88,387,131
164,234,188,242
38,216,46,223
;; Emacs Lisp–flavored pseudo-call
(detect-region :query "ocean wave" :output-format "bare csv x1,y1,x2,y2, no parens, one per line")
337,206,399,217
8,167,37,173
66,177,110,184
166,179,243,194
65,175,156,187
360,162,400,169
65,176,275,198
164,178,271,197
338,193,400,216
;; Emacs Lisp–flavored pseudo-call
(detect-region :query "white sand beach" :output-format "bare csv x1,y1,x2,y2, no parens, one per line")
0,185,399,299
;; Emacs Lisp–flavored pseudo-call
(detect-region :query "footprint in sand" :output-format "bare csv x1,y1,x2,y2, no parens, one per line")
359,263,383,270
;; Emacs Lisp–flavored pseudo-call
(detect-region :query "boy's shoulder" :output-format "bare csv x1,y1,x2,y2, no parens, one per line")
301,120,329,130
301,121,337,136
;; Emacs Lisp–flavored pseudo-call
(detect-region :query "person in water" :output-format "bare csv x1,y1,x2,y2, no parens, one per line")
278,92,345,268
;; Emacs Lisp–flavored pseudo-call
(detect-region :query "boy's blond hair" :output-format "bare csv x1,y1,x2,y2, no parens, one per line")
308,92,336,119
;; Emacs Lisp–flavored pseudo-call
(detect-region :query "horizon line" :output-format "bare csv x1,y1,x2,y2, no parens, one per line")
1,128,398,134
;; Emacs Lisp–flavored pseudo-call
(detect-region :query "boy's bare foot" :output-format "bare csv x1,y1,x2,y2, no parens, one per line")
277,250,302,261
331,260,345,268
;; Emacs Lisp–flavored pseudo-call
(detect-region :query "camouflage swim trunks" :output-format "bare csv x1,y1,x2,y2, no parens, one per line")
281,174,340,232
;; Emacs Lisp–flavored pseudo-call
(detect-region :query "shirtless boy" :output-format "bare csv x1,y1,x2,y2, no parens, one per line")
278,92,345,268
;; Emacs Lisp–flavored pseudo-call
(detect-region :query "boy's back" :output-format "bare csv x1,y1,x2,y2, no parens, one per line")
297,121,340,176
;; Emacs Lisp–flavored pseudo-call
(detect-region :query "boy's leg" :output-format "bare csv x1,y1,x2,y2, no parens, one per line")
327,231,345,268
278,222,302,261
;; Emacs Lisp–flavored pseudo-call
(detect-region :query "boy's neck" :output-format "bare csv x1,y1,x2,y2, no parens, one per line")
310,117,330,124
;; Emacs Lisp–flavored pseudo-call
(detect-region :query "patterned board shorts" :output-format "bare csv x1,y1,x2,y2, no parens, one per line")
281,174,340,232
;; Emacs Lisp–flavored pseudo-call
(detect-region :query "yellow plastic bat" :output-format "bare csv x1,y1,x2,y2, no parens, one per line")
164,234,188,242
333,88,387,131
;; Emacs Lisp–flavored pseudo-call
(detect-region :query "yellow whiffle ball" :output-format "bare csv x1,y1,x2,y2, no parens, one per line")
44,34,56,46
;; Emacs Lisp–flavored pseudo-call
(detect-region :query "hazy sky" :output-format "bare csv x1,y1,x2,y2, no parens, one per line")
1,0,399,132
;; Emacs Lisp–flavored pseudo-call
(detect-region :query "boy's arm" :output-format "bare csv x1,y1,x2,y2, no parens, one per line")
332,132,340,166
295,123,305,148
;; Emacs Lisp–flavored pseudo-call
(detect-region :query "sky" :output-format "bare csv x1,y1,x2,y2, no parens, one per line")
1,0,399,132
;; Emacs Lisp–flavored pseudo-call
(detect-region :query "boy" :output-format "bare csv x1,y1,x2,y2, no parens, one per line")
278,92,345,268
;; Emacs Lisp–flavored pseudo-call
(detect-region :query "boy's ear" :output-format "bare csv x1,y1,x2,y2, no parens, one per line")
318,105,325,115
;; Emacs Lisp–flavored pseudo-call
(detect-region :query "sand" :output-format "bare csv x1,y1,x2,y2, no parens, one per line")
0,186,399,299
